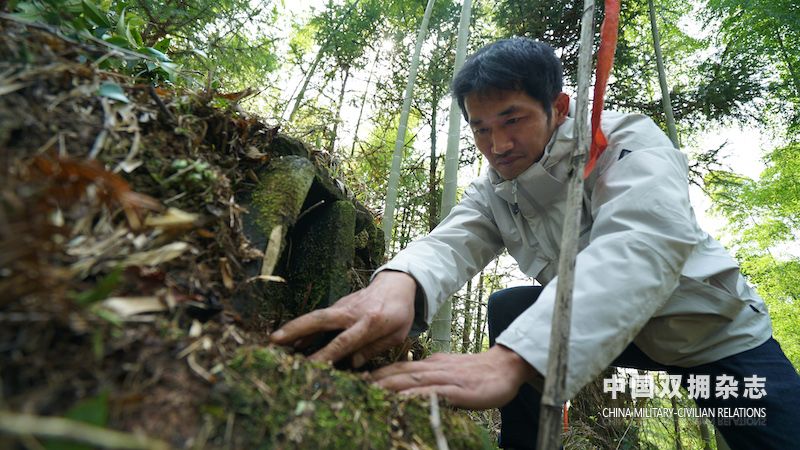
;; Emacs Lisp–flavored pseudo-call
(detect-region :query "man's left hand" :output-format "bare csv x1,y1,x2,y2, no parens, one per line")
371,345,538,409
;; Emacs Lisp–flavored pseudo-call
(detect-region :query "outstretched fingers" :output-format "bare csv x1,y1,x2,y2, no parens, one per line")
270,307,352,345
375,367,457,392
308,315,372,364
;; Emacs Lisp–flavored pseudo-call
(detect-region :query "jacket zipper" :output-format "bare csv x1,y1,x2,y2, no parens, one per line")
516,183,560,259
511,180,520,215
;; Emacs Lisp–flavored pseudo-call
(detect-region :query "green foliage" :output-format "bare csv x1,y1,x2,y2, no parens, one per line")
97,81,130,102
12,0,181,82
310,0,383,73
45,392,109,450
703,0,800,132
491,0,762,133
69,266,123,306
707,142,800,369
12,0,280,88
122,0,279,89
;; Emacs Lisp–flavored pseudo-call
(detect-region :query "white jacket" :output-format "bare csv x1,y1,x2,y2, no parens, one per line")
378,109,772,400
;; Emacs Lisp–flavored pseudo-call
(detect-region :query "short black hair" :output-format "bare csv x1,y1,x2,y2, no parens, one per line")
452,38,563,121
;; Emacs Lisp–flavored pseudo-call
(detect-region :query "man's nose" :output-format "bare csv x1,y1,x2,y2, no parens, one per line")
492,130,513,154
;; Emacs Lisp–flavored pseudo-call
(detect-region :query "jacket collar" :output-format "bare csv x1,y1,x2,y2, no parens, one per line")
488,114,576,208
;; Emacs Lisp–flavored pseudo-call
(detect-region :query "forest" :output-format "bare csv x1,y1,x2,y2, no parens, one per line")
1,0,798,448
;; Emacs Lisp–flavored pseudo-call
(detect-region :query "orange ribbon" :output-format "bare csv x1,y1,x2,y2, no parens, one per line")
584,0,621,178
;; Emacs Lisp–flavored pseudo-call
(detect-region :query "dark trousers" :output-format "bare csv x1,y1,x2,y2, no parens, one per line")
487,286,800,450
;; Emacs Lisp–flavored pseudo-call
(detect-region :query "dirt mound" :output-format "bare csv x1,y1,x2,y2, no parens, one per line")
0,16,492,449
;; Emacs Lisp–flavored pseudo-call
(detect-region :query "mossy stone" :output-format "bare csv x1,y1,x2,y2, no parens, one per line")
234,155,315,326
287,200,356,315
251,156,315,237
213,346,495,449
269,134,311,159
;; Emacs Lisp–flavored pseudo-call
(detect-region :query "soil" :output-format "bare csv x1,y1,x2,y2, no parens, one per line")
0,16,493,449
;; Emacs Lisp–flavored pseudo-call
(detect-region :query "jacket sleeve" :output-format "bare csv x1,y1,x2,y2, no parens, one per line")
374,180,505,334
496,144,701,400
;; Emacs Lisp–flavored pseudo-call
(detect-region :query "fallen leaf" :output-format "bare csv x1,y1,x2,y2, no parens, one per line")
122,242,191,267
244,145,269,160
101,296,166,317
196,229,215,238
246,275,286,283
117,159,142,173
260,225,283,277
0,82,28,96
189,320,203,338
144,207,200,230
220,257,234,290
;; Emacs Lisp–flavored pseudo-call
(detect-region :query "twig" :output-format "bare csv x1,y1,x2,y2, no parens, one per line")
428,393,449,450
89,129,108,160
148,85,176,125
0,410,170,450
224,412,235,449
295,200,326,223
187,353,215,383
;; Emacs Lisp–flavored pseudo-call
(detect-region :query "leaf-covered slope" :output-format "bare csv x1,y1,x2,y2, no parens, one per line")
0,16,492,449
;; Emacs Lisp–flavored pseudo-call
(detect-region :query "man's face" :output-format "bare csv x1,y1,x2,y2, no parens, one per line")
465,89,568,180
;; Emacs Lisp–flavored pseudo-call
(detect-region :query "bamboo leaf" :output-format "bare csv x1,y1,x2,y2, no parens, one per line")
81,0,111,28
98,82,129,103
71,267,123,306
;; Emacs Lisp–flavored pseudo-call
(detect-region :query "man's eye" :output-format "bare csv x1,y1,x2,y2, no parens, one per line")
506,117,521,125
474,128,488,135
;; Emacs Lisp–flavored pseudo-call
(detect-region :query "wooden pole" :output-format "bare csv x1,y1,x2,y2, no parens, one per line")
535,0,595,448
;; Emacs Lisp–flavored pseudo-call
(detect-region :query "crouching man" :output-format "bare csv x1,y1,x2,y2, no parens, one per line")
271,38,800,449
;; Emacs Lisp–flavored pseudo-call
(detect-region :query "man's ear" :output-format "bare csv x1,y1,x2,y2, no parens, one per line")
553,92,570,125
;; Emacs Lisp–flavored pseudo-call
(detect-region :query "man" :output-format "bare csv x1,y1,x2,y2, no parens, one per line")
271,38,800,449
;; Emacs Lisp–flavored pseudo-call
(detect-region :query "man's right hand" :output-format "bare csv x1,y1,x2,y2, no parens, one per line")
269,270,418,368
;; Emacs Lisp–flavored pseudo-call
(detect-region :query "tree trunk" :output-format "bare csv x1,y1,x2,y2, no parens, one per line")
381,0,436,252
648,0,679,148
774,30,800,100
438,0,472,221
287,49,324,122
350,51,381,158
430,0,473,355
428,97,439,232
473,266,490,354
286,0,362,123
328,68,351,155
396,204,410,254
461,278,473,353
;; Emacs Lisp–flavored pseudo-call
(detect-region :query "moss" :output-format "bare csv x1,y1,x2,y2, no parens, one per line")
251,156,315,236
268,134,311,159
211,346,493,449
287,201,356,315
366,219,385,265
354,229,369,249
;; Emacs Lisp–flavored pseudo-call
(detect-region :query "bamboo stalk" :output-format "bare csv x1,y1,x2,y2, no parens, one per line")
381,0,436,251
648,0,679,148
0,411,170,450
535,0,595,448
